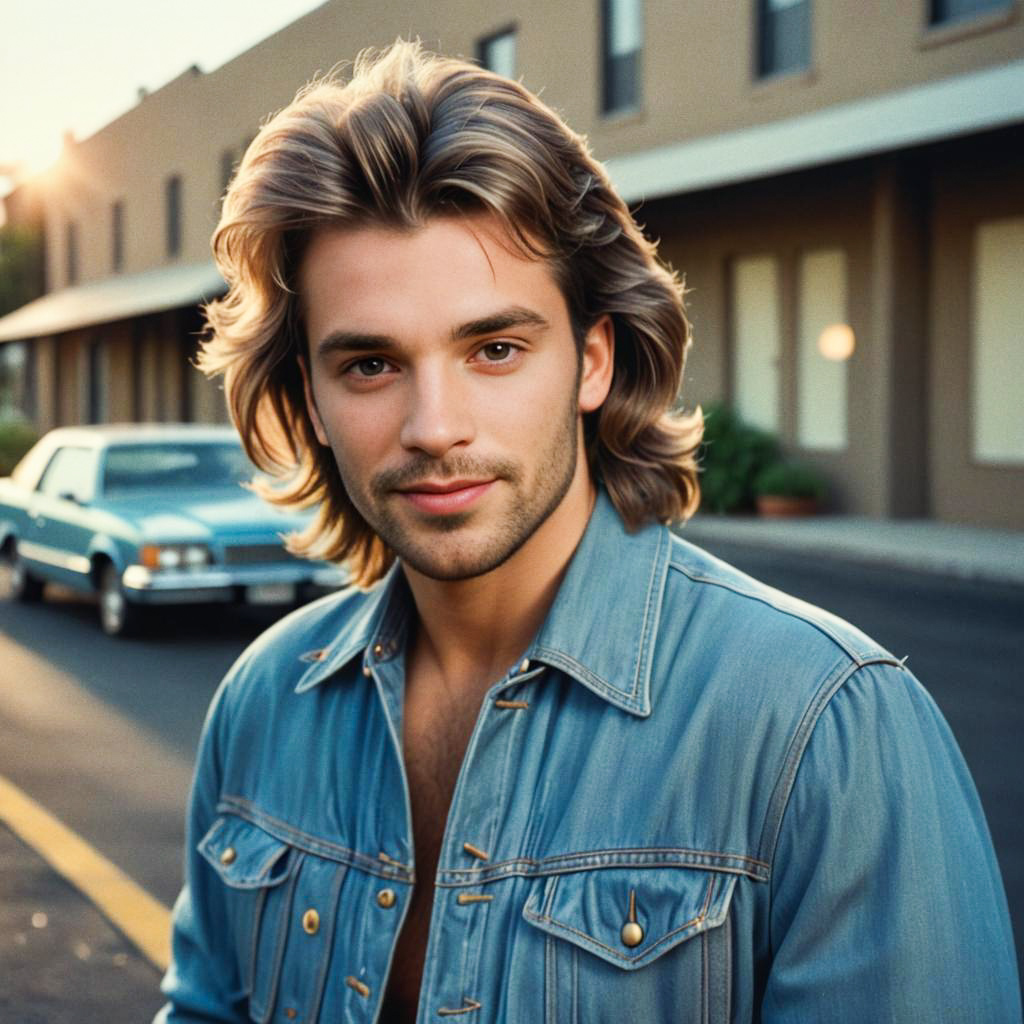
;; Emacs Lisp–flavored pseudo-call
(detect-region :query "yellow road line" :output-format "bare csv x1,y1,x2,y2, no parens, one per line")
0,774,171,970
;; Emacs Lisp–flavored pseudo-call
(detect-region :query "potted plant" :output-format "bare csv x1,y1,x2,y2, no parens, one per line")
753,461,827,518
698,403,779,515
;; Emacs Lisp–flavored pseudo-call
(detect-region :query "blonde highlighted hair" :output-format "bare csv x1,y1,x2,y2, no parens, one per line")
202,39,702,586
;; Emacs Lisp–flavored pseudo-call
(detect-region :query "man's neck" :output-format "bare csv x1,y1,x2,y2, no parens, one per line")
401,474,597,700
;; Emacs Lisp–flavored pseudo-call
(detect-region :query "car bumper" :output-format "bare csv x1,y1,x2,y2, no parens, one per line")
120,563,347,605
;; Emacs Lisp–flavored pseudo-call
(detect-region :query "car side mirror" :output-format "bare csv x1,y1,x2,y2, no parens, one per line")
59,491,86,505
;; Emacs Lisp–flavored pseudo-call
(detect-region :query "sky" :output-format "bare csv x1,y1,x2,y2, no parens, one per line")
0,0,328,194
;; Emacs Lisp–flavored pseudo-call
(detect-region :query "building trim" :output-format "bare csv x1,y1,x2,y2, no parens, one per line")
0,262,225,344
605,59,1024,202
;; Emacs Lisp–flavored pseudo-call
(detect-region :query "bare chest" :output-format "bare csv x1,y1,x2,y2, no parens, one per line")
379,682,484,1022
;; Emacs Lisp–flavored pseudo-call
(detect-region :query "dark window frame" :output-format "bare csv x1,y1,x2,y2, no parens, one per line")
166,174,182,259
601,0,644,115
111,200,124,273
477,25,518,77
66,221,78,285
928,0,1013,24
756,0,812,80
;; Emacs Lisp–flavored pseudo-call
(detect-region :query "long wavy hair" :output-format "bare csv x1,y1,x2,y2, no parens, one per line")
202,39,702,586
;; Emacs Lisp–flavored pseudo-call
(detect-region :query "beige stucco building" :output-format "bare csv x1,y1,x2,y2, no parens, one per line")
1,0,1022,526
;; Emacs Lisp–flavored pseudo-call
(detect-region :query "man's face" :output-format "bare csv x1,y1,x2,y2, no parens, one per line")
298,214,612,582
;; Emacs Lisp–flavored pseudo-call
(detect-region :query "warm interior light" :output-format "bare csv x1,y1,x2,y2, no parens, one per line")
818,323,855,362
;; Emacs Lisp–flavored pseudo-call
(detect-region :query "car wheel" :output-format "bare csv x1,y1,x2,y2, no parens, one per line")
98,563,142,637
2,543,44,602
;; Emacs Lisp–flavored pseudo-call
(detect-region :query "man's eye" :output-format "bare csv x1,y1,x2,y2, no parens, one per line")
478,342,515,362
347,357,389,377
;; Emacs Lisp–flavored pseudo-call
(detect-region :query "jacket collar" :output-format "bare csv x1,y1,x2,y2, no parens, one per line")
527,489,669,716
295,489,671,717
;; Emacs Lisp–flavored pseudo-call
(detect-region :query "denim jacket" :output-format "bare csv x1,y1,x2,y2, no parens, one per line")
157,491,1021,1023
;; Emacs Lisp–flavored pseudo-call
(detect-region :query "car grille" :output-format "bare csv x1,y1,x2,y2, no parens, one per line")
222,544,299,566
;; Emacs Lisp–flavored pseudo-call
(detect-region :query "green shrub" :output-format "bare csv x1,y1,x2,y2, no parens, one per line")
754,461,827,501
698,403,779,514
0,421,38,476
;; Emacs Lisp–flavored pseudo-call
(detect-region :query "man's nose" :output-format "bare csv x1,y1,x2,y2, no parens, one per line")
399,363,475,458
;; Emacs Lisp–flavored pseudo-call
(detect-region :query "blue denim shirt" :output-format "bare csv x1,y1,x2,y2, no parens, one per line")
157,491,1021,1022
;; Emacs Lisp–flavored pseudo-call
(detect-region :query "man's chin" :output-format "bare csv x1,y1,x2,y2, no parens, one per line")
397,535,524,583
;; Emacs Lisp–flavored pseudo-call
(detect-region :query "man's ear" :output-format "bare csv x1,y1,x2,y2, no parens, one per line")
578,315,615,414
298,356,330,446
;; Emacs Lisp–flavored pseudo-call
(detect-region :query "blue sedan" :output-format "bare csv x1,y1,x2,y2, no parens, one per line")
0,424,347,636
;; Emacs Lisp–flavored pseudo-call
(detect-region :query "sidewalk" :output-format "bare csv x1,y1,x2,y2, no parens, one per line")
0,823,165,1024
677,514,1024,587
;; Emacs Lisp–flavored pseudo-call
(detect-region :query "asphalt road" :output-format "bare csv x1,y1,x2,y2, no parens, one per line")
1,549,1022,993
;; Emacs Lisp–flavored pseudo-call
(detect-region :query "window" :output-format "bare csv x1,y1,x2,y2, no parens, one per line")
602,0,643,114
797,249,850,451
37,446,97,504
730,255,781,433
166,174,182,258
112,201,124,272
220,149,237,193
86,338,107,424
66,221,79,285
757,0,811,78
929,0,1012,24
972,217,1024,463
478,28,517,78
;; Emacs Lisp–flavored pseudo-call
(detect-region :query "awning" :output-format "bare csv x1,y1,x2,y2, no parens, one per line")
0,261,227,344
606,58,1024,204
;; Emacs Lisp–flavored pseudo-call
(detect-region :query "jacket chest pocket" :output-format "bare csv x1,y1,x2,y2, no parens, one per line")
522,866,736,1024
199,815,349,1024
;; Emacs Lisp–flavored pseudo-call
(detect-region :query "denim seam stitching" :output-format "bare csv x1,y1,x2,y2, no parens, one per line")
216,796,413,880
437,847,769,883
666,555,904,665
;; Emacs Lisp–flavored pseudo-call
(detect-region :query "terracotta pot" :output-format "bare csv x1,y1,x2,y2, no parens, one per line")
756,495,819,518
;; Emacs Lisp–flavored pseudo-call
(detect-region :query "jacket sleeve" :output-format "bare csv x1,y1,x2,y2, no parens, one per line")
153,676,249,1023
762,661,1022,1023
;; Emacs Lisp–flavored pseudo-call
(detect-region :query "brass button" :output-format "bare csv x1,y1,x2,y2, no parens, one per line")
302,908,320,935
518,658,530,673
219,847,236,866
284,1010,297,1020
621,921,644,947
362,665,372,677
373,643,384,657
376,888,396,908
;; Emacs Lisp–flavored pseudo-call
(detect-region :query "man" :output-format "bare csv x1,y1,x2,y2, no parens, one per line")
157,41,1020,1023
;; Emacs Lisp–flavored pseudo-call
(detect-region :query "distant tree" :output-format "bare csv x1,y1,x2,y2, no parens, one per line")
0,225,44,317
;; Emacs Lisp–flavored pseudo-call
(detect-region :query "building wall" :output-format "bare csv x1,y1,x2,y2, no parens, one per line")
2,0,1021,526
32,0,1024,291
928,127,1024,527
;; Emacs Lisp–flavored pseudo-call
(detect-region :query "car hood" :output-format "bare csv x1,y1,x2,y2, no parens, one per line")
96,488,310,542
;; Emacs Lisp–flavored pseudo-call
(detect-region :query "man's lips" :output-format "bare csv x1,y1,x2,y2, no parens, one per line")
396,478,496,514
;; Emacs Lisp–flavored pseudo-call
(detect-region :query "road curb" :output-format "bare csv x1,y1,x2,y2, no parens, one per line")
677,518,1024,588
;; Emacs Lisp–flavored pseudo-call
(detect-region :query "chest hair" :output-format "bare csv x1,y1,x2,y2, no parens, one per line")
379,675,486,1022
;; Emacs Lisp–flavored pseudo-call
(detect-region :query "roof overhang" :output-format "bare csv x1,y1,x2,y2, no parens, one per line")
605,59,1024,204
0,261,226,344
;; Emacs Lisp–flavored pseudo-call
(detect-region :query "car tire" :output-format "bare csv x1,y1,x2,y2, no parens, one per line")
98,562,142,637
3,542,44,602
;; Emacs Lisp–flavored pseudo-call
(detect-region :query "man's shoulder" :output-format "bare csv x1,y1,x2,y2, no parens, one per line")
218,582,381,702
662,531,899,677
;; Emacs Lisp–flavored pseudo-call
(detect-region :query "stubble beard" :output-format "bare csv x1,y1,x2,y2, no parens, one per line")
340,399,582,582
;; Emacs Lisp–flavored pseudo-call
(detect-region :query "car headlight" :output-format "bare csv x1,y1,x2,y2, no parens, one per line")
139,544,213,571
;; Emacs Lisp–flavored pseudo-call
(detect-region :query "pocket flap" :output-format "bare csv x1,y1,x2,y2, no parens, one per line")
198,815,293,889
523,866,736,970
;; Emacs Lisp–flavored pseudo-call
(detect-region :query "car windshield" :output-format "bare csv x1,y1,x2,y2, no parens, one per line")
101,442,255,495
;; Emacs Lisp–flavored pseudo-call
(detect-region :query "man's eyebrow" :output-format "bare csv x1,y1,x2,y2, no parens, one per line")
451,306,551,341
315,332,397,358
314,307,551,358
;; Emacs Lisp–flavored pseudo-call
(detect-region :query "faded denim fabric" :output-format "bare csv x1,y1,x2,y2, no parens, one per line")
157,491,1021,1023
